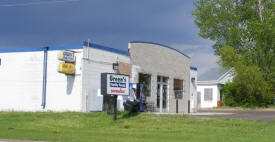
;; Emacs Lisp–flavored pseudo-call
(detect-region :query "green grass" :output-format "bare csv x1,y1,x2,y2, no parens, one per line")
267,104,275,109
0,112,275,142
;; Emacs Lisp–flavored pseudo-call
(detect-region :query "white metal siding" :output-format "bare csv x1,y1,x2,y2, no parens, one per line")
82,46,130,111
46,49,83,111
197,84,219,108
190,70,197,112
0,52,44,111
0,49,83,112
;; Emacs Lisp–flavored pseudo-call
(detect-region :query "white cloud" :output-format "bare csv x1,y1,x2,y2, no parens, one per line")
190,52,220,76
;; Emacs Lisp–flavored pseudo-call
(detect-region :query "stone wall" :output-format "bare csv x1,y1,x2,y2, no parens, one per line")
129,42,190,113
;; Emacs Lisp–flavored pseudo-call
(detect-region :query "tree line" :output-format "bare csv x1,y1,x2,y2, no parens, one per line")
193,0,274,106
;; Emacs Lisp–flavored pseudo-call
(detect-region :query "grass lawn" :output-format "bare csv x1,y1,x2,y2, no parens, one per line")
0,112,274,142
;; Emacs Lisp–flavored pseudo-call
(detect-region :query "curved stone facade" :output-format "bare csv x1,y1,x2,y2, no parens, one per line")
129,42,190,113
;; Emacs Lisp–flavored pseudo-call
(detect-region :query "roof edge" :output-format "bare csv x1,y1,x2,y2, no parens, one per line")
190,66,198,71
197,80,220,85
0,45,82,53
217,68,233,81
83,41,130,56
129,41,190,59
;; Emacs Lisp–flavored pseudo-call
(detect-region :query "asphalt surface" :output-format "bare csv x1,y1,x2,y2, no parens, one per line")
191,109,275,122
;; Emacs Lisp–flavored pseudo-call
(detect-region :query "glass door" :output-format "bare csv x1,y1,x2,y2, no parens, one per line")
157,76,168,112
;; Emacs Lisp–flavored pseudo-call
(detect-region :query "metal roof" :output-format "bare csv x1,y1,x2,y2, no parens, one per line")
198,67,229,81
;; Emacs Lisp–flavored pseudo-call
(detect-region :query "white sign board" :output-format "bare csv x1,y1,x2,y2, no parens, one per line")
101,73,129,95
58,51,75,62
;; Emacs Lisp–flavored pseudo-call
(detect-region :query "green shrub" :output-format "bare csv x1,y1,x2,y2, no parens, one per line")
222,65,273,107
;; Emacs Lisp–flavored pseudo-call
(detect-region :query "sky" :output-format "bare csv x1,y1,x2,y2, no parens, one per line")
0,0,219,75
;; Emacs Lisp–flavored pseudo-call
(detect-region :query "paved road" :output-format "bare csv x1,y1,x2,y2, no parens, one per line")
191,109,275,122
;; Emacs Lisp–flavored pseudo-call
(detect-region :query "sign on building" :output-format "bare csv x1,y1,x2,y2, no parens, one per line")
101,73,129,95
58,63,75,75
58,50,75,62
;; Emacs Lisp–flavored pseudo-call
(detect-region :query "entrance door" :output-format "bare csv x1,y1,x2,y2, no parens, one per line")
157,76,168,112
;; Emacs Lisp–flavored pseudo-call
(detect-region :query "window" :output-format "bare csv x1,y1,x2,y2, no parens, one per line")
204,88,213,101
139,73,151,96
174,79,183,99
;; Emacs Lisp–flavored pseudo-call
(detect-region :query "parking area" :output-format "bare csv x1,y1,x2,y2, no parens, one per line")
191,109,275,122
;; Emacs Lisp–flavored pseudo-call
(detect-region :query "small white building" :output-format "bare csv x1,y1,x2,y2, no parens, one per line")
197,67,233,108
0,41,198,113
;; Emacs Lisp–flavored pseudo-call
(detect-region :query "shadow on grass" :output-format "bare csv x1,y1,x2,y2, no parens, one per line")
120,111,140,119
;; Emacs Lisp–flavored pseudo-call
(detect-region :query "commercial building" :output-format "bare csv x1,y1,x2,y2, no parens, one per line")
0,41,197,113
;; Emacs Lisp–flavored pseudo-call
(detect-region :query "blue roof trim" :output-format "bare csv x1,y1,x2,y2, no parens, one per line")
190,66,198,71
0,45,82,53
48,45,82,51
0,47,45,53
83,41,130,56
129,41,190,59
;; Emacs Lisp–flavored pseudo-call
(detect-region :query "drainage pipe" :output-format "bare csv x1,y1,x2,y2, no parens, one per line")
41,47,49,109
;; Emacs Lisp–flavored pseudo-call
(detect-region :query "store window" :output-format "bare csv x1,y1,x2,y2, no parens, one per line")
139,73,151,96
174,79,183,99
204,88,213,101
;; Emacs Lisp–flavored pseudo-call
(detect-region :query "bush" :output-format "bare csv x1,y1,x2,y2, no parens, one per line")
222,65,274,107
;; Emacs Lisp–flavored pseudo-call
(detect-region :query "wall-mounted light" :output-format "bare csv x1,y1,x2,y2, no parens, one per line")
112,63,118,72
191,78,195,83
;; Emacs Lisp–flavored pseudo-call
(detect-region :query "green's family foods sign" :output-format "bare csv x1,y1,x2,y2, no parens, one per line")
101,73,129,95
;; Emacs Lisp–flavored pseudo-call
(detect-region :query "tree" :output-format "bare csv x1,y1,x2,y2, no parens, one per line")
219,45,273,106
193,0,275,106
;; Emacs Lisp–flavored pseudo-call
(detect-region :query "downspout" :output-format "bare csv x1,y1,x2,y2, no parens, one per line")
41,47,49,109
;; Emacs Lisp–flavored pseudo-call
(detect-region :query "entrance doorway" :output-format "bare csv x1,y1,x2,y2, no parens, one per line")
157,76,169,112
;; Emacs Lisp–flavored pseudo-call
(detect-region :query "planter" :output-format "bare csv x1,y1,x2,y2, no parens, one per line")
217,101,222,107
